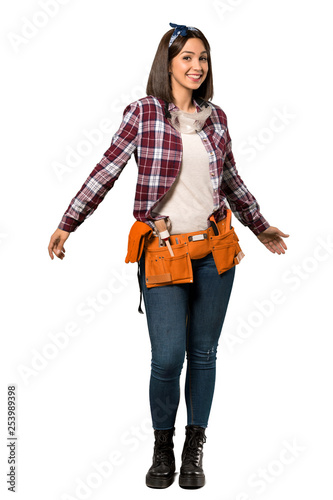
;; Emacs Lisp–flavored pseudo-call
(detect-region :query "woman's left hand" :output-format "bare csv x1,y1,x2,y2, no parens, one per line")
256,227,289,254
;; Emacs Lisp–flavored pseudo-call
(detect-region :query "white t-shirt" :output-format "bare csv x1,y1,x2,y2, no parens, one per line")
153,107,214,234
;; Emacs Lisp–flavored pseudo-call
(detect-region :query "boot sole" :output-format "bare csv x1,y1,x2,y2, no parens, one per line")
179,473,205,489
146,473,175,488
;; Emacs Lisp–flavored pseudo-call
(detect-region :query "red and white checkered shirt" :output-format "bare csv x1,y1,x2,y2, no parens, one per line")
58,95,270,236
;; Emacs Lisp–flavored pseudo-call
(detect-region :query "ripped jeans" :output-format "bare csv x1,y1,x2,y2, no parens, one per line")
139,251,236,430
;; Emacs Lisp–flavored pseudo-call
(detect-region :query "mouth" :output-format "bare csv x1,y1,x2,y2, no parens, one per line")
186,74,203,82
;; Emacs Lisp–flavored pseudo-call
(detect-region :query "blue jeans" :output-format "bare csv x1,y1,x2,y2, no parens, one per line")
139,251,235,430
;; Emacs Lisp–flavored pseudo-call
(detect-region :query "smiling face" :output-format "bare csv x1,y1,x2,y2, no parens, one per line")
169,37,209,98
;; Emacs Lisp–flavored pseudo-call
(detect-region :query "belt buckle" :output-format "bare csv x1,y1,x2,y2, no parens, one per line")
188,233,208,242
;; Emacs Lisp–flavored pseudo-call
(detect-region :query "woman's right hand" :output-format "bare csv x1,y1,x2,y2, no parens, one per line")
48,228,70,260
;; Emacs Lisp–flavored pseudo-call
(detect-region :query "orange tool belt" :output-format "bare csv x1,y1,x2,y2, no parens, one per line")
125,209,245,290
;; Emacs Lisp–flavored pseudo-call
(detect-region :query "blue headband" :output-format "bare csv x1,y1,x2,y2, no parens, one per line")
168,22,198,48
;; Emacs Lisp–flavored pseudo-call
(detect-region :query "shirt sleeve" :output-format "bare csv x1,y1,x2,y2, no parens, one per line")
220,125,270,236
58,101,140,232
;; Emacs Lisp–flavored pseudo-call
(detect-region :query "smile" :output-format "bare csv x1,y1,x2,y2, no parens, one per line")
186,74,202,82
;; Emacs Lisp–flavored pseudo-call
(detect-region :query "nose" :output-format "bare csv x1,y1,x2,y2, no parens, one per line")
192,58,204,72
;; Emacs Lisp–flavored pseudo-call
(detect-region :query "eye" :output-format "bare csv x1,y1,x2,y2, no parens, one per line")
183,56,191,60
200,57,207,61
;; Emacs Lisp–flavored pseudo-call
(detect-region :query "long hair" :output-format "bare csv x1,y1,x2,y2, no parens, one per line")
146,27,214,103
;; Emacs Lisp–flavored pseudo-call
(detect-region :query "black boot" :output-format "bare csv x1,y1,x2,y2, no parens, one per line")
179,425,207,489
145,427,176,488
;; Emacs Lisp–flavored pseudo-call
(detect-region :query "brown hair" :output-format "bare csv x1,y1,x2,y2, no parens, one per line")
146,27,214,103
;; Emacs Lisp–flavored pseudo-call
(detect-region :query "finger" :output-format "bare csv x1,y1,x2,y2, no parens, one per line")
53,242,66,259
276,237,288,252
48,238,57,259
55,247,65,258
54,240,65,257
265,242,276,254
268,240,282,254
48,242,53,259
266,236,287,254
271,240,283,254
56,250,65,260
278,238,288,250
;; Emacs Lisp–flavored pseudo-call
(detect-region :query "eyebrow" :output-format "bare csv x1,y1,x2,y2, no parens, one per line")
180,50,208,55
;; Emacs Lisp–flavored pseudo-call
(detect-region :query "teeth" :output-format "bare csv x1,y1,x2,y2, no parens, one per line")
187,75,201,79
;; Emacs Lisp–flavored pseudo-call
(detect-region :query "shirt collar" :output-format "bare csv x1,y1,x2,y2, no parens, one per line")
168,99,203,113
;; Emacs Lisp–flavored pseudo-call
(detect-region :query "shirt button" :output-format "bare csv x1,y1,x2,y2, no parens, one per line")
210,172,215,176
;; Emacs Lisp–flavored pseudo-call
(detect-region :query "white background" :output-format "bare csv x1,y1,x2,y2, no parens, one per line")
1,0,332,498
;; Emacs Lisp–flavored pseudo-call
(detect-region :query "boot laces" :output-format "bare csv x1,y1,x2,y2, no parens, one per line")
154,432,173,464
183,429,207,465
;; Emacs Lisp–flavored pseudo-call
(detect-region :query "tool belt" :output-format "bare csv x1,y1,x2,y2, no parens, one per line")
125,209,245,290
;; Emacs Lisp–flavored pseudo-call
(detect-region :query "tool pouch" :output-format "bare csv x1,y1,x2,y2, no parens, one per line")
210,226,245,274
124,221,153,264
144,243,193,287
142,209,245,288
125,210,245,291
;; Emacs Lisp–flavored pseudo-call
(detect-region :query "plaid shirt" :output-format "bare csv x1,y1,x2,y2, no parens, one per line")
58,95,270,236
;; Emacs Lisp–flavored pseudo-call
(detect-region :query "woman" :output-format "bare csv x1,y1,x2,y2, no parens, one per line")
48,23,289,489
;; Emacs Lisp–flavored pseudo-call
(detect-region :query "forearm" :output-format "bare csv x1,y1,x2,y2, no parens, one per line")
221,141,270,236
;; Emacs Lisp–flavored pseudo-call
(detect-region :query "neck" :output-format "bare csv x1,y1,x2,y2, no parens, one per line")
172,87,196,113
